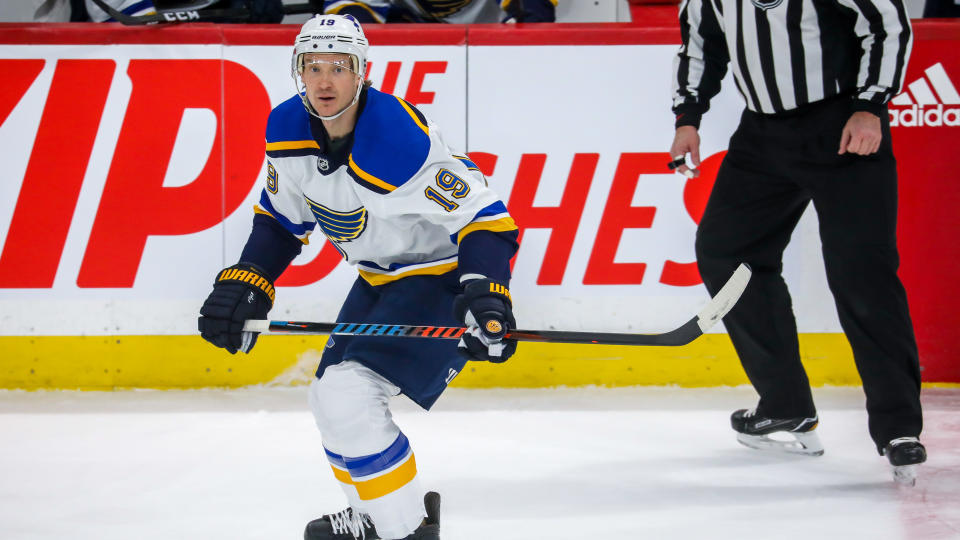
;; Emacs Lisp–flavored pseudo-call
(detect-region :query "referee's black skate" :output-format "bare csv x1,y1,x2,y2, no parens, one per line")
883,437,926,486
731,407,824,456
303,492,440,540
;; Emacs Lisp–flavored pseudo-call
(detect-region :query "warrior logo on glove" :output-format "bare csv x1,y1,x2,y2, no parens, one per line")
217,266,276,303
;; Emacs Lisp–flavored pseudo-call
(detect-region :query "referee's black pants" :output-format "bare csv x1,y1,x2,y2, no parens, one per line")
695,97,923,453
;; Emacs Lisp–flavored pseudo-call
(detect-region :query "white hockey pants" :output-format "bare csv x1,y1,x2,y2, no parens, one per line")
309,361,426,539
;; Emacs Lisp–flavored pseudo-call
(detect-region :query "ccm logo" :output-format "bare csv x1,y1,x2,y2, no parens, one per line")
162,11,200,21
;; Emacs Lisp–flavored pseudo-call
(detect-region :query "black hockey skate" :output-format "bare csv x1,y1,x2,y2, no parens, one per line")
408,491,440,540
731,408,824,456
304,506,377,540
883,437,926,486
304,492,440,540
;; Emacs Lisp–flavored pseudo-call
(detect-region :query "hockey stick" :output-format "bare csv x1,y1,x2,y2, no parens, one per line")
89,0,314,25
242,263,752,346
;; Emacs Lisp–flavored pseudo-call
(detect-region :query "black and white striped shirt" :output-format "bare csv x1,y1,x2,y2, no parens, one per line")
672,0,912,127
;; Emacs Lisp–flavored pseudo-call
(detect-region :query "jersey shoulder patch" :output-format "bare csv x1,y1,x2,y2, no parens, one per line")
265,95,321,158
348,87,431,194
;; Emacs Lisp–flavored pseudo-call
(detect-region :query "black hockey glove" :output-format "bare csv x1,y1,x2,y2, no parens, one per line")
198,263,275,354
453,279,517,363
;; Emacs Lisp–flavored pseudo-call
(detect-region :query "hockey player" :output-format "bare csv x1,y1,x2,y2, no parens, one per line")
198,14,519,539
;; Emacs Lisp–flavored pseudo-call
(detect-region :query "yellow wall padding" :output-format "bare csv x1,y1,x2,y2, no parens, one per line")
0,333,895,390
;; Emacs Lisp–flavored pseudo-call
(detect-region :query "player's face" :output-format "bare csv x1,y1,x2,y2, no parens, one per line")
300,53,361,117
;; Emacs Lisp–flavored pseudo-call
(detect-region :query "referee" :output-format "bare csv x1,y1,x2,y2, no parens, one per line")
669,0,926,480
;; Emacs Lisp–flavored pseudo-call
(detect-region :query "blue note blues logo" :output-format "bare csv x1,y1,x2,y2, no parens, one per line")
304,196,367,244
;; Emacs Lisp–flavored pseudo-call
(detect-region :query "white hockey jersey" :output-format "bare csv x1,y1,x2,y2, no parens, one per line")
257,87,516,286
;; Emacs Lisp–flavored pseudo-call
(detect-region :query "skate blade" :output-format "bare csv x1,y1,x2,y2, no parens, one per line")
893,465,918,487
736,431,824,456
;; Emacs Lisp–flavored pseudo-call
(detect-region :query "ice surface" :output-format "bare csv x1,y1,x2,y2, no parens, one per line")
1,386,958,540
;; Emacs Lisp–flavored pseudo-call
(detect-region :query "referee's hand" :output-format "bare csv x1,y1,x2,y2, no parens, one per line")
669,126,701,178
838,111,882,155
